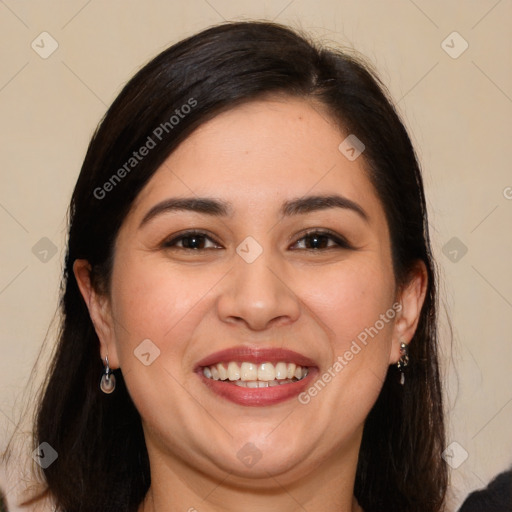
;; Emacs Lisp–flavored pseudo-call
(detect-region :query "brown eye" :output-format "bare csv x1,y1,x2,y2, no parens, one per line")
291,230,353,251
162,231,221,250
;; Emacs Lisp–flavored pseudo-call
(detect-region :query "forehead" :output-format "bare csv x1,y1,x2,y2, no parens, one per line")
128,97,381,221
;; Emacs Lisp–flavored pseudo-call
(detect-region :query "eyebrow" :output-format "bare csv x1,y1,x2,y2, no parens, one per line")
139,194,369,228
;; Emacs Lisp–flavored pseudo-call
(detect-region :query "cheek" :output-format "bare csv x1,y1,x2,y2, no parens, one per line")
107,258,224,436
301,259,396,346
297,258,396,405
278,259,398,452
109,256,225,364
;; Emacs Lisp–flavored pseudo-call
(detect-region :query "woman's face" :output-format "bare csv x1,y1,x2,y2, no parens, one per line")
79,96,424,487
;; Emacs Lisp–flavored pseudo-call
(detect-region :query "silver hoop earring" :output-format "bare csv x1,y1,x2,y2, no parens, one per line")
100,355,116,394
397,342,409,386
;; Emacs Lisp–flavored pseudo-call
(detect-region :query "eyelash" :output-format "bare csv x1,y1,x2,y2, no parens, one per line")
161,229,354,252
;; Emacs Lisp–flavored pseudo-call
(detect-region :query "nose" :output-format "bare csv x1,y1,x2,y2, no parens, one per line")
216,248,301,332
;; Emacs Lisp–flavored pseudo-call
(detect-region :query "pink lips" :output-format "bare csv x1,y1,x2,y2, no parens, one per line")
195,346,318,407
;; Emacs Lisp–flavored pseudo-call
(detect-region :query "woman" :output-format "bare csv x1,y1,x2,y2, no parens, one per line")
7,20,447,511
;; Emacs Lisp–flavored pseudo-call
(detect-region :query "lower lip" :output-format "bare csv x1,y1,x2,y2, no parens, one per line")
197,368,317,407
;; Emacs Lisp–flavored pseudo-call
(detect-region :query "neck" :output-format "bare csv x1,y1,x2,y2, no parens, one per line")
138,437,364,512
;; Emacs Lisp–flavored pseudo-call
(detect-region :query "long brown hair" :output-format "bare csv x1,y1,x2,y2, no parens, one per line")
4,20,447,512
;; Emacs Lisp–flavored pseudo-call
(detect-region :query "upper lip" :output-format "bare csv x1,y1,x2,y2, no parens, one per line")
195,346,317,370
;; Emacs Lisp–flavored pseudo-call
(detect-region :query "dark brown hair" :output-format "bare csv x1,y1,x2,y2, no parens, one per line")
7,20,447,512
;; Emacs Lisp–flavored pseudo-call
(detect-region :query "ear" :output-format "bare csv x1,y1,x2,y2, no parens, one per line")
389,260,428,364
73,259,120,369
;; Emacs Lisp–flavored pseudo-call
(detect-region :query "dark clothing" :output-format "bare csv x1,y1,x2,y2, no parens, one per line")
0,488,7,512
458,469,512,512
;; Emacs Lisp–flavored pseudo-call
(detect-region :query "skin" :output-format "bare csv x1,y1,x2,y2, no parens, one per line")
74,96,427,512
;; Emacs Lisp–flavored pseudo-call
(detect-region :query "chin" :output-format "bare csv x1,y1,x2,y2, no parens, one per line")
202,435,319,483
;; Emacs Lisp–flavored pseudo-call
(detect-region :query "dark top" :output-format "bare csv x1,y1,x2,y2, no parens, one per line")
0,488,7,512
458,468,512,512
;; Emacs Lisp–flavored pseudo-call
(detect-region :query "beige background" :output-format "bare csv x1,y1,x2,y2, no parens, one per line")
1,1,511,511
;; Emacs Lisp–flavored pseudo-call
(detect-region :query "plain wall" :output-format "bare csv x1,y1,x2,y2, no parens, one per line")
1,1,511,511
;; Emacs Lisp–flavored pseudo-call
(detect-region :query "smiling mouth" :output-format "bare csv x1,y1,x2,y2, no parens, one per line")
201,361,309,388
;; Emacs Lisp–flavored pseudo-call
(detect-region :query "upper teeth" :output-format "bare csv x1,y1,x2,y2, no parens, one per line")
202,361,308,382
